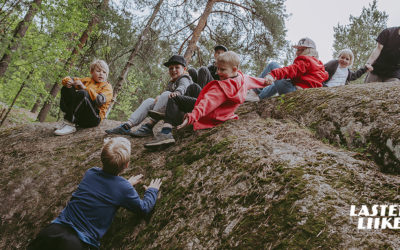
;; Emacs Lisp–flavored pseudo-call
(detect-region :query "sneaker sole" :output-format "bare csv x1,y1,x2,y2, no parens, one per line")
148,111,166,121
54,130,76,136
144,139,175,148
130,133,153,138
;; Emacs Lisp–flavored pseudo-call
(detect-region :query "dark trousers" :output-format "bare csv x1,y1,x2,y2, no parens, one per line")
27,223,96,250
165,84,201,126
60,86,101,128
188,66,214,89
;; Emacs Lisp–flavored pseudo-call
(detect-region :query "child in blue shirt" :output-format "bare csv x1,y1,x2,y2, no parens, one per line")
28,137,162,249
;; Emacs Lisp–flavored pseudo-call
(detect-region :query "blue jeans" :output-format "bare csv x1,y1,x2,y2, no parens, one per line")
256,62,296,99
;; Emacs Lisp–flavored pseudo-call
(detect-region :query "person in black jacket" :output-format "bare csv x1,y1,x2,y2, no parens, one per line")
364,26,400,83
188,45,228,88
324,49,369,87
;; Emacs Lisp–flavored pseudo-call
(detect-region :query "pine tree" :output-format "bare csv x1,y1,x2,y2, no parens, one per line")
332,0,388,72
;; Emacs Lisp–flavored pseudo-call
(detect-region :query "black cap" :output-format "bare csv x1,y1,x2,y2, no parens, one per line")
214,45,228,52
163,55,187,67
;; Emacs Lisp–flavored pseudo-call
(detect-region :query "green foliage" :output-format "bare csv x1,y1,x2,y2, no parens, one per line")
332,0,388,83
0,0,290,120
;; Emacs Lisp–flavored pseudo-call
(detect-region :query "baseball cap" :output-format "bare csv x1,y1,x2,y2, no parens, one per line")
163,55,187,67
214,45,228,52
293,38,316,49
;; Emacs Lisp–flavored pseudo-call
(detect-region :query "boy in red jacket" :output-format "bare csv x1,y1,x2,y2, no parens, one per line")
144,51,267,147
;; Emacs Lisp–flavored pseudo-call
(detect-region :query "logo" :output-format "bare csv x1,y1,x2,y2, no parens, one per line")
350,205,400,229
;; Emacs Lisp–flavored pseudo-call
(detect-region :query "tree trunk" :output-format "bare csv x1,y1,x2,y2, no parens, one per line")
36,0,109,122
0,69,34,126
183,0,216,64
105,0,163,118
30,97,41,113
0,0,42,78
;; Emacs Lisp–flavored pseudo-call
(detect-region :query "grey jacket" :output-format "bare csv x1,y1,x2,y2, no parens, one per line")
166,74,193,95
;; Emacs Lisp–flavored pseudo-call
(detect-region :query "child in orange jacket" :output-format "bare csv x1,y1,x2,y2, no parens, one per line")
54,59,113,136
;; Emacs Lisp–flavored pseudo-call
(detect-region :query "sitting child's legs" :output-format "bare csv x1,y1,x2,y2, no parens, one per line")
197,66,213,88
258,83,278,99
74,89,101,128
188,68,198,84
164,96,195,126
106,97,156,137
274,79,297,95
60,86,78,123
258,61,281,78
185,83,202,98
152,91,171,113
127,97,155,127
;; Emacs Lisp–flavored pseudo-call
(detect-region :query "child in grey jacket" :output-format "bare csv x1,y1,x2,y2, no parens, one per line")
106,55,192,137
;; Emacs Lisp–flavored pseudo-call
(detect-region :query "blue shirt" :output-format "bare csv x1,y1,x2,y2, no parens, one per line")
52,167,158,248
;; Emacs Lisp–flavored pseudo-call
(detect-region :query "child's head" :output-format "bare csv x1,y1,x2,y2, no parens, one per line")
90,59,109,83
164,55,187,81
215,51,240,80
101,137,131,175
214,45,228,59
337,49,354,68
293,37,319,58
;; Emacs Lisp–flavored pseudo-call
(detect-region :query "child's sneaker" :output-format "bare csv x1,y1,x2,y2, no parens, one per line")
105,124,132,135
144,132,175,148
54,121,76,136
148,110,166,121
131,124,153,137
245,89,260,102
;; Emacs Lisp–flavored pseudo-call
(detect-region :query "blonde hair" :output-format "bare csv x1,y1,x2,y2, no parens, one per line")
337,49,354,67
299,47,319,59
90,59,109,76
101,137,131,175
216,51,240,68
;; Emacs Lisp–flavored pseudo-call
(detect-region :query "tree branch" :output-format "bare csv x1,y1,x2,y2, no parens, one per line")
216,0,254,14
166,15,201,38
178,31,193,55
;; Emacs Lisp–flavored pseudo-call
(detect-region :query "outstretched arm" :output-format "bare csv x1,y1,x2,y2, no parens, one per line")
123,178,162,214
365,42,383,71
178,84,225,129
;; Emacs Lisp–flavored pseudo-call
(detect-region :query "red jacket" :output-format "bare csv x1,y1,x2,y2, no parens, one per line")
270,55,329,89
187,71,266,130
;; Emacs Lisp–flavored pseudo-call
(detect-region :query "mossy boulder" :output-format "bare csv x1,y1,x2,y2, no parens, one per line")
257,81,400,173
1,103,400,248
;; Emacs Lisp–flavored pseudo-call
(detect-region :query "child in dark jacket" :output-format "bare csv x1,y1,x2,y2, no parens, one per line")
188,45,228,88
28,137,162,249
259,38,329,99
105,55,192,137
323,49,369,87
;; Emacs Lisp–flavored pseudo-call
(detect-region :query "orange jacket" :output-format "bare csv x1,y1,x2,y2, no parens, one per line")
62,77,113,120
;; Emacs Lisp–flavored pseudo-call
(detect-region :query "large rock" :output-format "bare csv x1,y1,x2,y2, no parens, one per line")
257,81,400,173
1,105,400,249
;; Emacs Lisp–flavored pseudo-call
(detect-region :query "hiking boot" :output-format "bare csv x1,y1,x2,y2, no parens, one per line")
105,124,132,135
148,110,166,121
130,124,153,137
54,122,76,136
144,132,175,148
